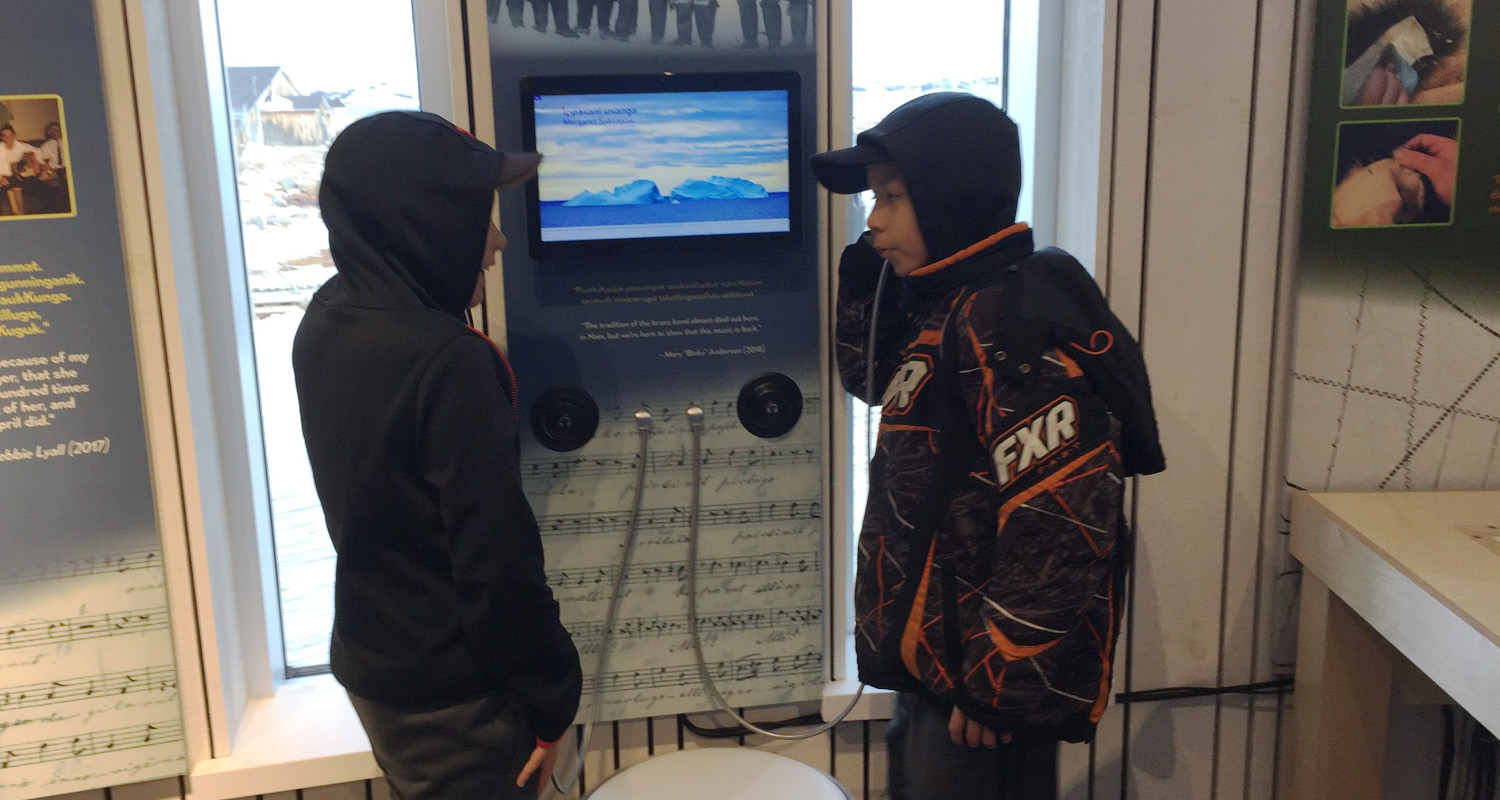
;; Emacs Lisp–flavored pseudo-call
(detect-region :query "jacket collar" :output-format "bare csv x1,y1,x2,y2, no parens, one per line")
901,223,1034,311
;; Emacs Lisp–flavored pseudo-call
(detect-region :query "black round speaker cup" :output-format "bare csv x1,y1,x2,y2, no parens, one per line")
530,385,600,452
736,372,803,439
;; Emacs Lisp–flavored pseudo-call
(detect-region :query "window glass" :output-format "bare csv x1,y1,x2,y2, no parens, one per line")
846,0,1017,552
214,0,422,674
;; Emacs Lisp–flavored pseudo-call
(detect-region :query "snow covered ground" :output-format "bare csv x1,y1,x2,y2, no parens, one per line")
251,308,332,671
236,141,341,671
237,144,333,315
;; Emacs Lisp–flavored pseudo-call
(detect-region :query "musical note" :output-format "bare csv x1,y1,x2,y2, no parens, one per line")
584,652,823,693
537,500,821,539
547,551,821,588
0,666,177,713
564,605,822,642
0,549,161,587
0,720,183,770
512,377,829,720
0,608,170,652
523,445,819,482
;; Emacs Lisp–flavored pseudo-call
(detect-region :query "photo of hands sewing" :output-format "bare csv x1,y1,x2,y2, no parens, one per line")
1340,0,1471,107
1331,118,1459,228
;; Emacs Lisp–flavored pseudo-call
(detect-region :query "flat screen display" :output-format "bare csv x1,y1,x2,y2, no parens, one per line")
520,72,802,258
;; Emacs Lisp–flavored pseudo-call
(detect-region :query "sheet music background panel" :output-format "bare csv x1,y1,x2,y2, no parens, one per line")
490,28,829,722
0,2,187,797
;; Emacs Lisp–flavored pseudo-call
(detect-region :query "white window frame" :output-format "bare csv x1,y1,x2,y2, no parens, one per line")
128,1,480,796
119,0,1102,791
820,0,1106,721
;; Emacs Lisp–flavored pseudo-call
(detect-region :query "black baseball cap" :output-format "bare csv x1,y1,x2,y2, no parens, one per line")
811,93,1019,195
495,150,542,189
337,110,542,191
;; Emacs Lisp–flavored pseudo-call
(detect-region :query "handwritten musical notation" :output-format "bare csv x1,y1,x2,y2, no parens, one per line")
566,605,822,642
547,551,820,589
521,375,828,719
0,607,170,652
588,652,822,693
0,720,183,770
0,665,176,714
0,579,187,792
539,500,821,538
524,444,818,482
0,549,161,587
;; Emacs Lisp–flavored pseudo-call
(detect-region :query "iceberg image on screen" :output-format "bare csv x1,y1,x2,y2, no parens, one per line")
533,90,791,242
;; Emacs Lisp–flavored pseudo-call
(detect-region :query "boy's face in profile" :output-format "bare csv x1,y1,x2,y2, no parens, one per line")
470,221,506,308
865,162,928,276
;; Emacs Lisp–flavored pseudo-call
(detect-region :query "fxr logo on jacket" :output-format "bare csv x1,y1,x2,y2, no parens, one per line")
992,397,1079,487
881,355,933,414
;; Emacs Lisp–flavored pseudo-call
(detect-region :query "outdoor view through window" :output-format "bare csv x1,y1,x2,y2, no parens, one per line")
847,3,1013,536
216,0,421,673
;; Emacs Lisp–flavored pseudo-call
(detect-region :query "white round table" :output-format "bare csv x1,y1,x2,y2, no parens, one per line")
586,748,852,799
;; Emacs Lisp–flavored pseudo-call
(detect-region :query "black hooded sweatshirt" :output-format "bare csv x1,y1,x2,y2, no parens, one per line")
828,94,1164,742
292,111,581,742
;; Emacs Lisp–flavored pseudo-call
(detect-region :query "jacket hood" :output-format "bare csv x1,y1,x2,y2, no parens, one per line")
317,111,503,319
813,93,1023,263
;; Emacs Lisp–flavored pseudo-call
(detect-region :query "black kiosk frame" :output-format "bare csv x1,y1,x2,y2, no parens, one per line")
519,71,804,260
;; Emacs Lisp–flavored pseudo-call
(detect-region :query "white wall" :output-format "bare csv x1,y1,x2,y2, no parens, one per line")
3,97,61,142
1079,0,1311,797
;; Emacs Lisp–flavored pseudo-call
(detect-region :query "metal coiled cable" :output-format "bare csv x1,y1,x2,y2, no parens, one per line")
866,260,893,404
556,259,892,774
553,409,654,795
684,406,865,740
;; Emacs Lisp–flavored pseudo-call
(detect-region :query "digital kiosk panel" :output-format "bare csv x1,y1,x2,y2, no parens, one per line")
520,72,802,258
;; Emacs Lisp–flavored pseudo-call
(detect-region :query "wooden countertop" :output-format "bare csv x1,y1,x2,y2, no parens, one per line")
1291,491,1500,735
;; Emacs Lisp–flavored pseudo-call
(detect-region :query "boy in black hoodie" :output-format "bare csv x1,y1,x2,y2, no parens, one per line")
293,111,581,799
813,94,1164,799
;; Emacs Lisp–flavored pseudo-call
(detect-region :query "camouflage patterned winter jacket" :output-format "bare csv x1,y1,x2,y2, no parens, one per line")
837,223,1163,744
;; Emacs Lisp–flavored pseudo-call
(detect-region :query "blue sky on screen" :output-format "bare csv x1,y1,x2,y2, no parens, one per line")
534,90,790,202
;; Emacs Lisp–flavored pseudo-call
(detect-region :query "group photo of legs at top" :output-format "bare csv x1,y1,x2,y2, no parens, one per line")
487,0,811,49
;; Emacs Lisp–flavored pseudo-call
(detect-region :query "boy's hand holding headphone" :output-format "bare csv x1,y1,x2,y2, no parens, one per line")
838,230,887,296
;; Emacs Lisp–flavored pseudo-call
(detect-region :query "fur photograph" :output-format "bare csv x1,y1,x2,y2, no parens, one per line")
1331,118,1460,228
1341,0,1471,106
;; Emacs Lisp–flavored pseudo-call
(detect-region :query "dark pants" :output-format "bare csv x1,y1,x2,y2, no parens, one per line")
887,693,1059,800
502,0,525,24
576,0,611,31
672,0,716,45
785,0,809,46
348,692,537,800
737,0,759,45
35,176,68,215
613,0,640,35
648,0,670,39
739,0,808,46
530,0,573,32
